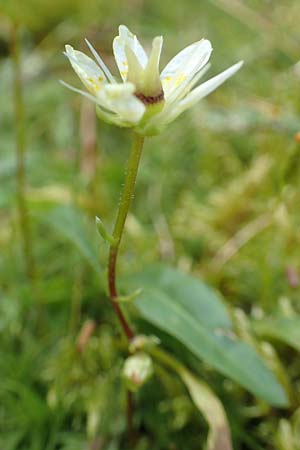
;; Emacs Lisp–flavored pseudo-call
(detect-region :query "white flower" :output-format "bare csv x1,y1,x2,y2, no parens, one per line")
62,25,243,135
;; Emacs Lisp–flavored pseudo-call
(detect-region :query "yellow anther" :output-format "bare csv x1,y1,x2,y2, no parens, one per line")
87,77,101,92
175,73,187,86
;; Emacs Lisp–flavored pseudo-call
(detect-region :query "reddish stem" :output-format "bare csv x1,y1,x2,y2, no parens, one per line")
108,247,134,340
107,133,144,340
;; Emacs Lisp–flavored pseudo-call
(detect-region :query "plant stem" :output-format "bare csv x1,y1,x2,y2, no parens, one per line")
12,24,36,285
107,132,145,340
127,390,136,446
107,132,144,445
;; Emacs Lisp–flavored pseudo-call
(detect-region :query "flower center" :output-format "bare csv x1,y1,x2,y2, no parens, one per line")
125,36,164,103
135,90,164,105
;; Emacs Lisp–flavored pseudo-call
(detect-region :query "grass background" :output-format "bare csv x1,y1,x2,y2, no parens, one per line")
1,0,300,449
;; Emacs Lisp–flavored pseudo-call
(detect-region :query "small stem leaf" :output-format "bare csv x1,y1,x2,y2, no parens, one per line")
115,288,142,303
95,216,116,245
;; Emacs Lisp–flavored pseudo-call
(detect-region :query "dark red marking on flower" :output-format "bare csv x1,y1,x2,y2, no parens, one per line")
135,91,164,105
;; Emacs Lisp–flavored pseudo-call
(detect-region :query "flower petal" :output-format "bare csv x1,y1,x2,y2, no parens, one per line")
157,63,211,122
176,63,211,101
61,76,125,126
113,25,148,81
84,38,115,83
179,61,243,109
162,61,244,124
61,79,145,125
103,83,146,123
161,39,212,100
64,44,106,95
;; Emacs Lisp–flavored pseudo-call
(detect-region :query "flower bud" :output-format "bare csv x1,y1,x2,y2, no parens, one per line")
129,334,160,353
122,352,153,392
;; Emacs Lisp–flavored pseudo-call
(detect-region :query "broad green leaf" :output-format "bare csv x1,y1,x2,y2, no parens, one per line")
151,347,232,450
129,265,287,407
35,205,101,277
253,316,300,352
131,265,231,331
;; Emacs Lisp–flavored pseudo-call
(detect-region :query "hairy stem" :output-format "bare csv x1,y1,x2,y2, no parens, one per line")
107,132,145,339
107,132,145,444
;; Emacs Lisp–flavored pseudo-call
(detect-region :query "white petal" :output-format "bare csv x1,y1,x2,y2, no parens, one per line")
161,39,212,100
103,83,146,123
84,38,115,83
180,61,243,109
61,79,145,125
60,90,126,128
64,45,106,95
113,25,148,81
161,64,211,120
176,63,211,100
147,65,211,128
162,61,244,124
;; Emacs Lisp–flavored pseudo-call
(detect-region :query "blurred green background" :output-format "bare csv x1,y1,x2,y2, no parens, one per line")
1,0,300,449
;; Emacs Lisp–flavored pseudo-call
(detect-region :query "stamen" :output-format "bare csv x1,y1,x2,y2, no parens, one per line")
59,79,99,103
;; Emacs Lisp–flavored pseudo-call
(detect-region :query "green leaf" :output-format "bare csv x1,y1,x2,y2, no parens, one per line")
131,265,231,330
151,347,233,450
129,265,288,407
36,205,102,277
253,316,300,352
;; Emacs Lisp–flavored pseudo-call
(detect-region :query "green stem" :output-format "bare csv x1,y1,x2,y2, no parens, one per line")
107,132,145,340
12,24,36,284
